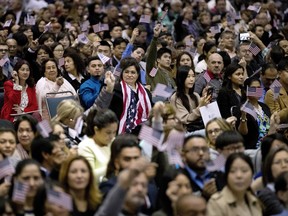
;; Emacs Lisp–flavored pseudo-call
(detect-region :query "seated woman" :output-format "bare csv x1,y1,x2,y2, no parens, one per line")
1,60,38,122
52,99,84,147
238,77,271,149
63,51,87,92
78,108,118,183
59,156,102,216
205,118,233,160
12,115,38,163
36,58,76,120
257,147,288,216
207,153,262,215
170,65,211,132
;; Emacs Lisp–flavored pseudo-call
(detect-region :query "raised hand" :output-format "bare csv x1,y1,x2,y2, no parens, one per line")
104,71,116,93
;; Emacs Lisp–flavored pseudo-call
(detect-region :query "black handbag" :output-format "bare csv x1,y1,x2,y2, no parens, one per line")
185,118,205,132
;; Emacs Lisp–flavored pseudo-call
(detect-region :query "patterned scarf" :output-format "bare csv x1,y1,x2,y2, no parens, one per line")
118,81,151,134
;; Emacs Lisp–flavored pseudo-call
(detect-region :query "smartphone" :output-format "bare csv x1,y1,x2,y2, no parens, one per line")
207,86,214,96
239,32,250,41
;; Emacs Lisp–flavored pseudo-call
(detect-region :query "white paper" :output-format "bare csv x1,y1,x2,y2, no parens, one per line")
199,101,222,126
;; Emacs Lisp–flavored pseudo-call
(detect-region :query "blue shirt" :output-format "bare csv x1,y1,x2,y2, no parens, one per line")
79,76,102,110
185,165,211,189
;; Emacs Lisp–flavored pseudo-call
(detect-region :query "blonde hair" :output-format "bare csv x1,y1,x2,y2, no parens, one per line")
205,118,233,145
52,99,84,123
59,156,102,210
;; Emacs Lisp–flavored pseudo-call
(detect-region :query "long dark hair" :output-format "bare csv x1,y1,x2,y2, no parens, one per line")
175,65,198,112
13,60,35,87
222,62,244,90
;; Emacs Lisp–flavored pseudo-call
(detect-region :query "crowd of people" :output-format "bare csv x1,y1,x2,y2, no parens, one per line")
0,0,288,215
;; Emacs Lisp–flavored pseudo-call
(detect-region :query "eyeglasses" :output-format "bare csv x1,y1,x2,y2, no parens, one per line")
0,49,8,52
184,146,209,153
273,159,288,166
207,128,222,135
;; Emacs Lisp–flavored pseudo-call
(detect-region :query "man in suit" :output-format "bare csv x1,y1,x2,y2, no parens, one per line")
265,57,288,123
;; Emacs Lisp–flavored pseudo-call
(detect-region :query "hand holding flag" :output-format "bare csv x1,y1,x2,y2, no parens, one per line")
270,79,282,100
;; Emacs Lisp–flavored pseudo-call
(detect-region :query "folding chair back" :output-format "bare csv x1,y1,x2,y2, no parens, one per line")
45,91,78,119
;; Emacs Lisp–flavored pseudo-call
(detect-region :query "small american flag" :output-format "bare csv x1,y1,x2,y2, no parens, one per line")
64,22,72,30
98,53,110,64
226,14,235,25
113,66,122,77
247,5,261,13
0,159,15,179
92,23,109,33
246,87,263,97
241,101,257,120
139,15,151,24
12,181,29,203
138,125,164,148
149,67,157,77
80,20,90,32
164,129,185,168
58,58,65,69
3,19,12,27
24,15,36,26
0,57,8,67
206,154,226,172
47,189,73,211
44,22,52,32
153,83,174,98
77,33,89,44
159,10,168,23
37,120,52,138
270,79,282,100
209,25,221,34
203,71,211,83
248,43,261,56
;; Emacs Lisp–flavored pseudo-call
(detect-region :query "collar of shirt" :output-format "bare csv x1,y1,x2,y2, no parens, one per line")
185,165,210,189
207,69,221,79
68,73,84,82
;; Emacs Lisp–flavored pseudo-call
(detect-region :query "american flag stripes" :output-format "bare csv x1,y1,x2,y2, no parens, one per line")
0,57,8,67
206,154,226,172
139,15,151,24
270,79,282,100
113,66,122,77
12,181,29,203
36,120,52,138
248,43,261,56
226,14,235,25
203,72,211,83
241,101,257,120
163,129,185,168
98,53,110,64
138,125,164,148
246,87,263,97
149,67,157,77
153,83,174,98
0,159,15,179
47,189,73,211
